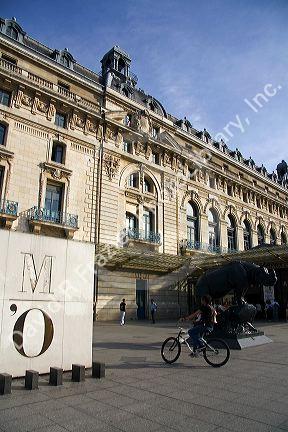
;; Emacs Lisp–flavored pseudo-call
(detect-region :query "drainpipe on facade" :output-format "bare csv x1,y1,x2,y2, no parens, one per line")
93,87,107,321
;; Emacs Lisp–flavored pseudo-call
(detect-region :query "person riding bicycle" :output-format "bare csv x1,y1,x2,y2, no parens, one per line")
182,295,217,354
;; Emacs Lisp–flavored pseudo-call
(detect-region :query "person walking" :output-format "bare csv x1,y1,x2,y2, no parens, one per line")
150,299,157,324
119,298,126,326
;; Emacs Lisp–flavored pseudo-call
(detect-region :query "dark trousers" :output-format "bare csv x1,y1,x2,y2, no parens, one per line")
151,310,155,323
188,324,213,349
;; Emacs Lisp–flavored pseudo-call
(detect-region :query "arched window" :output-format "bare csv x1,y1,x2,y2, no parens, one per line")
187,202,199,248
226,214,237,252
0,123,7,146
208,208,219,251
270,228,276,246
281,230,287,245
6,25,18,40
143,176,154,193
127,173,139,188
257,224,265,246
243,219,252,250
126,212,138,231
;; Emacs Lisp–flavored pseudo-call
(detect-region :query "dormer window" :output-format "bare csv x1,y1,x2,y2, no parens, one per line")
6,25,18,40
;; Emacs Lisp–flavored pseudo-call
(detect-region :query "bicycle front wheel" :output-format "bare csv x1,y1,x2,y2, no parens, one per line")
161,337,181,364
203,339,230,367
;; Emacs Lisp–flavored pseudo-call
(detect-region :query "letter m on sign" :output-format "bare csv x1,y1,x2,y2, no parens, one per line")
21,253,53,294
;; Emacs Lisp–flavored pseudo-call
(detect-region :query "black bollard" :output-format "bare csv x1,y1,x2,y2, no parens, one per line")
25,370,39,390
72,364,85,382
49,367,63,386
0,373,12,395
92,362,105,379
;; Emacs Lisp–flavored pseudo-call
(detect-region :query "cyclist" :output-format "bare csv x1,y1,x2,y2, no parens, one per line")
182,295,216,355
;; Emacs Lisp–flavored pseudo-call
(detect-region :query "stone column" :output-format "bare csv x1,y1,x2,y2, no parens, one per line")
237,226,244,251
220,219,227,250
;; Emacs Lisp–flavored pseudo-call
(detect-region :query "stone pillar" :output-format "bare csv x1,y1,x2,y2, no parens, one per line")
252,229,258,248
237,226,244,251
200,214,209,247
220,219,227,250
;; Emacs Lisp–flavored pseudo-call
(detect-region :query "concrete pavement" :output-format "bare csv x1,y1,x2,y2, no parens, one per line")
0,321,288,431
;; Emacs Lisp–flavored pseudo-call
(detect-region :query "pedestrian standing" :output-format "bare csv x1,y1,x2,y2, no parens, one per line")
150,299,157,324
120,298,126,326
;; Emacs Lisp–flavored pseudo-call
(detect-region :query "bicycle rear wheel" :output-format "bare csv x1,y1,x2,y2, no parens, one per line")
161,337,181,364
203,339,230,367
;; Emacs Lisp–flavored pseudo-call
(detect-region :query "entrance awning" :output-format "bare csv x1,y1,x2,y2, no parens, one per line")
95,243,288,274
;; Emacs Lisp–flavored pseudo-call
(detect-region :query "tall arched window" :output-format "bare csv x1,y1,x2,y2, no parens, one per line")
281,230,287,245
257,224,265,245
143,176,154,193
270,228,276,246
208,208,220,251
243,219,252,250
226,214,237,252
187,202,199,248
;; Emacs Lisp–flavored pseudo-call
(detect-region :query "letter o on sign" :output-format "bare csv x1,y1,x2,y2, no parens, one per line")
13,308,54,358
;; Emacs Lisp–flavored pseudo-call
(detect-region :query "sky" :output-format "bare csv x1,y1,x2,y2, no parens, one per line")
1,0,288,172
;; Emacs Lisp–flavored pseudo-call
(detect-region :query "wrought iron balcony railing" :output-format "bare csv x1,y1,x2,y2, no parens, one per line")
0,200,18,216
27,207,78,229
125,228,161,244
185,240,238,255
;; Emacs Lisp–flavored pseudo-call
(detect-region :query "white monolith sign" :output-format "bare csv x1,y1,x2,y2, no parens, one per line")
0,230,94,377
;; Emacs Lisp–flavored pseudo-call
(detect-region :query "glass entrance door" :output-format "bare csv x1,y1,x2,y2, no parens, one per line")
136,279,148,319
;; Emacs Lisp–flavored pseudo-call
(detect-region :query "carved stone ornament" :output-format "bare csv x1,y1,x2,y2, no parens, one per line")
139,110,151,134
22,94,33,107
37,100,48,114
47,103,56,121
134,141,141,156
103,153,120,181
145,144,152,160
164,177,176,201
131,112,141,131
41,162,72,181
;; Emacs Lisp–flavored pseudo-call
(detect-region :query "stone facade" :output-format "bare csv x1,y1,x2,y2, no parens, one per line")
1,17,288,321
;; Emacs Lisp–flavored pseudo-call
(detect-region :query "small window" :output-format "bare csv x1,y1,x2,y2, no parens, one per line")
151,152,160,165
144,176,154,193
151,126,159,139
209,176,216,189
243,191,248,203
227,184,233,196
124,114,132,127
128,173,138,188
0,166,4,198
0,89,11,107
51,142,65,164
123,141,132,153
55,112,66,128
0,124,6,146
1,54,17,65
6,26,18,40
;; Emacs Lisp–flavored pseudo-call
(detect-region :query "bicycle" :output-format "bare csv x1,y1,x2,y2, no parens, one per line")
161,324,230,367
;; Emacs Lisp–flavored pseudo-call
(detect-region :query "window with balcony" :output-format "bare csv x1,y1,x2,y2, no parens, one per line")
126,212,138,230
45,182,63,223
55,112,66,128
0,89,11,107
208,208,220,251
143,208,154,239
243,220,252,250
123,141,133,153
226,214,237,252
257,224,265,246
51,142,65,164
187,202,199,248
0,124,6,146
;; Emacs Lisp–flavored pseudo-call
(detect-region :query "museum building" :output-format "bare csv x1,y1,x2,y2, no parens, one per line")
0,17,288,322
